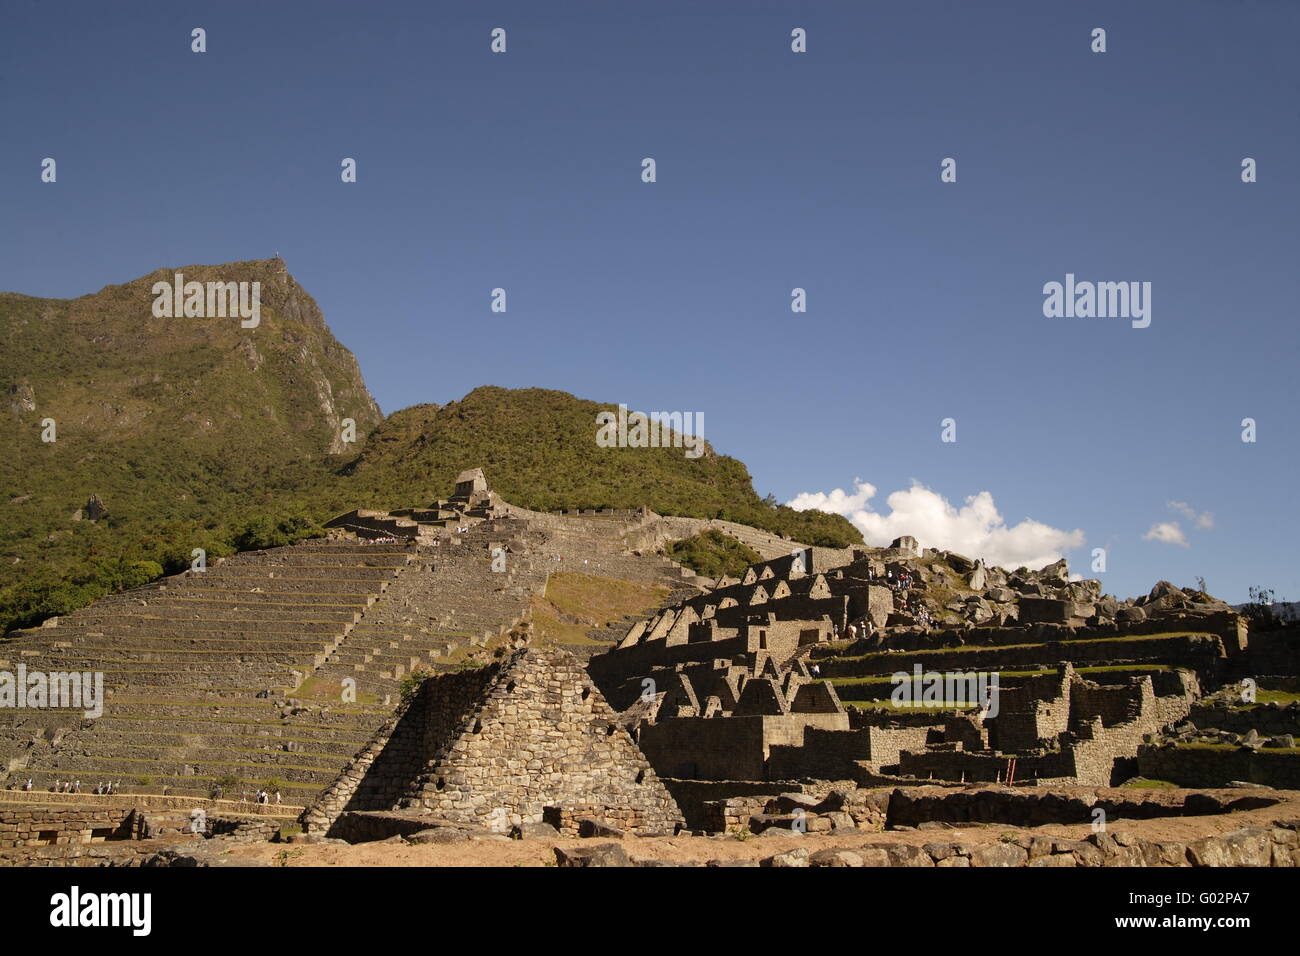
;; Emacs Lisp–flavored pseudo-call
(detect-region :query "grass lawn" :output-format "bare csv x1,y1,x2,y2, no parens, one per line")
530,572,671,648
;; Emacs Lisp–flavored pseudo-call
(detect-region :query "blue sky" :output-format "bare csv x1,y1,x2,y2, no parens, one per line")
1,1,1297,602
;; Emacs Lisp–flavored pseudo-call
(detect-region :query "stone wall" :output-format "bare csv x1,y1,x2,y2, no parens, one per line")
638,713,848,781
885,784,1278,827
300,664,500,833
1190,702,1300,737
765,825,1299,867
307,648,684,836
0,805,140,848
1138,745,1300,789
400,649,683,833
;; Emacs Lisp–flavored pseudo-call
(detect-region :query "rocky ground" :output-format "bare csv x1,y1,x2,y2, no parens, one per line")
197,787,1300,868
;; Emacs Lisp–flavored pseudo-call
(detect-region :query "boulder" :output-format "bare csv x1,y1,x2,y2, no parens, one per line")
969,841,1028,867
512,822,561,841
947,553,975,574
1039,559,1070,583
889,536,922,558
1187,828,1274,867
762,848,810,868
577,818,627,839
554,843,632,867
809,848,864,867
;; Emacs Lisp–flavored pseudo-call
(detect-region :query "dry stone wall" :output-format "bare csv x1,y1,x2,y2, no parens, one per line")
305,647,684,836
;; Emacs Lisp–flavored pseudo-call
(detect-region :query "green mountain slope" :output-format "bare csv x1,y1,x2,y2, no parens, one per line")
342,386,861,549
0,261,859,633
0,259,383,627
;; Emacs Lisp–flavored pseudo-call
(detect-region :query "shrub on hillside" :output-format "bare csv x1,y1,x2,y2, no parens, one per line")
669,530,762,580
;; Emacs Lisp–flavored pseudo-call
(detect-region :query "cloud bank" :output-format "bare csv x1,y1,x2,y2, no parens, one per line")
787,479,1084,571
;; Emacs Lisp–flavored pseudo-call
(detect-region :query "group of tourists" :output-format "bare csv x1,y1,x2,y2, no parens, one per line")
842,618,874,643
35,779,122,795
239,789,282,806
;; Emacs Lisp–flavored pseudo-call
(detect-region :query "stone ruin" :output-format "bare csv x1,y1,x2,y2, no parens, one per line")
1,467,1297,862
585,538,1297,823
301,646,683,840
325,467,512,543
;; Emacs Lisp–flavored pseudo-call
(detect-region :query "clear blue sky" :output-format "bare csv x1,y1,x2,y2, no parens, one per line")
1,0,1296,602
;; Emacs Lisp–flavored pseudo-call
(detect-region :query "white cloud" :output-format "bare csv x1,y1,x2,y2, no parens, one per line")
786,478,1085,571
1143,521,1189,547
1168,501,1214,529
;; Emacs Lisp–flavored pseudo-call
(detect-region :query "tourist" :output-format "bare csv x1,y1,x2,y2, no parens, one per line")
275,790,282,805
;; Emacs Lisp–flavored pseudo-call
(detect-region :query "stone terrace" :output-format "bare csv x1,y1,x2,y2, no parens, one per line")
0,539,416,803
0,473,745,811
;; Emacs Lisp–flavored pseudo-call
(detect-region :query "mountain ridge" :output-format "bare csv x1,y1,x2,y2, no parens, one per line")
0,260,859,633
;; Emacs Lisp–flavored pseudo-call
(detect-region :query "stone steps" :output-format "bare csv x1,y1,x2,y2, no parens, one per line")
219,553,412,569
18,764,337,793
85,717,386,742
59,614,353,633
73,604,365,624
168,576,394,594
143,588,380,605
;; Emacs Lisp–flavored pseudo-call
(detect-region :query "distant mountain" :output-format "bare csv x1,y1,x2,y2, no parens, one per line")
0,262,859,633
0,259,382,627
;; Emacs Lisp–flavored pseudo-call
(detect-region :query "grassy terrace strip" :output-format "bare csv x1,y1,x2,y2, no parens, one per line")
826,660,1175,686
1167,742,1300,754
829,663,1173,697
827,631,1216,663
816,634,1214,679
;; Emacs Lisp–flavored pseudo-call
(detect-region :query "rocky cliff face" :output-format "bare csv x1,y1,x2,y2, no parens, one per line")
1,258,380,449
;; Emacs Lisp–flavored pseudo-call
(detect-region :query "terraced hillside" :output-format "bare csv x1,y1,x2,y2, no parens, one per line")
0,501,724,809
0,540,416,806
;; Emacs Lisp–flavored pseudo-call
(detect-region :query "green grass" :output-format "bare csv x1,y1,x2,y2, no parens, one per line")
1241,689,1300,707
531,572,671,647
831,632,1212,664
829,663,1170,688
1121,777,1180,789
